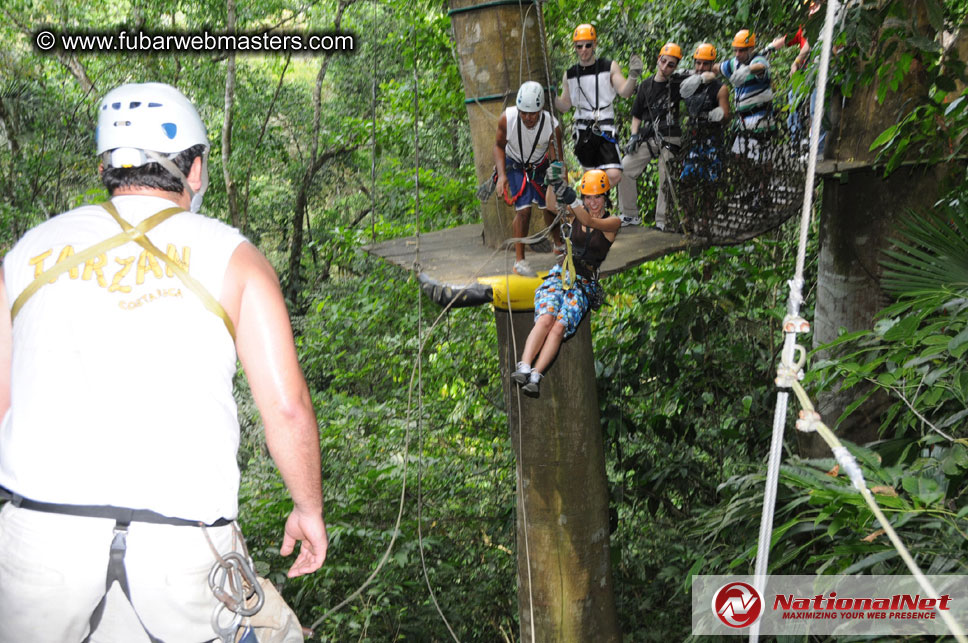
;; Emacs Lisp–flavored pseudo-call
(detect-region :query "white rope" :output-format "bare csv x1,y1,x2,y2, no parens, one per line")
749,1,839,639
409,13,461,640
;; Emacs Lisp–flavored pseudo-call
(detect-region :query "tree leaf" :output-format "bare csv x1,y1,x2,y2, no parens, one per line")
869,124,899,151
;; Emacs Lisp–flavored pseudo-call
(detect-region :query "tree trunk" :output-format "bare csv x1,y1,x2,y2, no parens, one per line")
448,0,552,249
222,0,240,228
496,310,620,642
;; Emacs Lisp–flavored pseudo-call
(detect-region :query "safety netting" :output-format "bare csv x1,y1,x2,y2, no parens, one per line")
662,106,810,244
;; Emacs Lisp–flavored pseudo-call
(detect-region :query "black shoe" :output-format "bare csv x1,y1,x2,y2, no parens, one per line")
522,380,540,397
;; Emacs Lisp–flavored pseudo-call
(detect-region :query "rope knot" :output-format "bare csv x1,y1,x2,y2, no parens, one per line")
795,409,822,433
774,364,803,388
782,315,811,334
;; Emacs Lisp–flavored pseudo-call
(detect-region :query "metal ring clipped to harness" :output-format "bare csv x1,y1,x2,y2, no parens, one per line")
209,551,265,640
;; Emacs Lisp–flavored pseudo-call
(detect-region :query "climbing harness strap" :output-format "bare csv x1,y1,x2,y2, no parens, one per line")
0,487,234,643
516,111,546,166
10,201,236,341
1,487,259,642
10,204,181,320
82,520,165,643
0,487,232,527
504,156,549,205
100,201,237,340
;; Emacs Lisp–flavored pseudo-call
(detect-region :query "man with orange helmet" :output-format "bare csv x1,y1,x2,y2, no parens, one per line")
690,29,775,165
679,43,730,182
555,23,642,189
617,42,684,230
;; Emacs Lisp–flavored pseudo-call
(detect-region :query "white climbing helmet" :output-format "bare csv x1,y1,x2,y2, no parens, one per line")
96,83,210,212
516,81,544,113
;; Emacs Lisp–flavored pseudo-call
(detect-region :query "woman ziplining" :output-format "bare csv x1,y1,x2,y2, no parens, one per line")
510,167,621,397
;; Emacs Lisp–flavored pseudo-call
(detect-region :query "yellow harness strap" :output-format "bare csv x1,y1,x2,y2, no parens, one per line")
11,201,236,341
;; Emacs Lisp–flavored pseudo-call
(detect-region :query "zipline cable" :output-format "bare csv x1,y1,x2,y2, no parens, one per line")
749,1,968,640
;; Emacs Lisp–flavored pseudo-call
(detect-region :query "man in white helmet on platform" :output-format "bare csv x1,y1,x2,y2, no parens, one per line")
494,81,565,277
0,82,327,642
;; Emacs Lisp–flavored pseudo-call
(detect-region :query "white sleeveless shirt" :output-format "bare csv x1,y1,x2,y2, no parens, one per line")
565,58,617,129
1,195,247,523
504,107,559,165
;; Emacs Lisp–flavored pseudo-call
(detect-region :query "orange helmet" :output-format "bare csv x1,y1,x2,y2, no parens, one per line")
732,29,755,48
659,42,682,60
579,169,610,195
693,43,717,61
573,24,597,42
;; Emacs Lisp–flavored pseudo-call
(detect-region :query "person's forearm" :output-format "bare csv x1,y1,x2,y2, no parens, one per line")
494,145,507,179
264,398,323,513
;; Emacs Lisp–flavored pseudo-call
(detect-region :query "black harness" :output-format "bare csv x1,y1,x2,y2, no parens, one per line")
1,486,231,643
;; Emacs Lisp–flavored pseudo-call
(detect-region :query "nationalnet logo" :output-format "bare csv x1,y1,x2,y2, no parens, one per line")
692,575,968,635
773,590,951,621
712,581,763,628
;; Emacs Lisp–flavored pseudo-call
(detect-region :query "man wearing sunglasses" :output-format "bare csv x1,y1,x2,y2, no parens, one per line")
555,23,642,189
617,42,684,230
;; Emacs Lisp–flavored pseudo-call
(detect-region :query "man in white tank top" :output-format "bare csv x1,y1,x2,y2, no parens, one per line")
555,23,643,189
493,81,565,277
0,83,326,642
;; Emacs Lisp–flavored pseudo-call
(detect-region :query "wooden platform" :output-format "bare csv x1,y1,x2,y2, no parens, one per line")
363,223,690,286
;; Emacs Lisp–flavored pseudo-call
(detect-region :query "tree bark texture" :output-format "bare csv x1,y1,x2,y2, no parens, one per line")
448,0,554,249
495,309,620,643
222,0,240,229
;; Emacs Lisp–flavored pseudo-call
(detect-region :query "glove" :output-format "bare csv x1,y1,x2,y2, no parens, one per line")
628,54,644,80
624,132,643,154
762,43,776,56
729,64,750,87
680,73,703,99
707,107,725,122
701,71,716,84
555,183,578,207
545,161,565,186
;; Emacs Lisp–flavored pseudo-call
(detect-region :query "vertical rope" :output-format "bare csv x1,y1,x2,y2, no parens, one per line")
412,10,460,641
749,2,839,640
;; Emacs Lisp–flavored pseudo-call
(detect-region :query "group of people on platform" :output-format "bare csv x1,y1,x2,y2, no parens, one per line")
506,21,820,397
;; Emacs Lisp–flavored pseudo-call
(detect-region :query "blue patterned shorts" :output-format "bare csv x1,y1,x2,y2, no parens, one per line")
533,264,594,338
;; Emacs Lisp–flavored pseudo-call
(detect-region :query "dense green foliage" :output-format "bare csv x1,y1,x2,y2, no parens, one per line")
3,0,968,640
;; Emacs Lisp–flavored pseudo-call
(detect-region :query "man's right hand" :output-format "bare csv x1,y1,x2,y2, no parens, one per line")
495,175,509,200
624,132,643,155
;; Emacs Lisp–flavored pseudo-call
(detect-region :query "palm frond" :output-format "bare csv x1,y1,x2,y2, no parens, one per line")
880,197,968,306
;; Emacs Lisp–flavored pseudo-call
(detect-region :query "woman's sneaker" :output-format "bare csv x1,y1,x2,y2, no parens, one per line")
522,371,542,397
511,362,531,386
